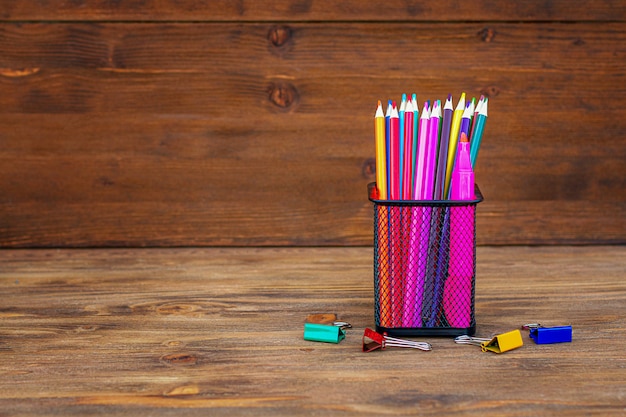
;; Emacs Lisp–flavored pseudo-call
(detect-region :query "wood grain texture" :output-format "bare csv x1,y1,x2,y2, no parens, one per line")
0,1,624,22
0,246,624,416
0,18,625,247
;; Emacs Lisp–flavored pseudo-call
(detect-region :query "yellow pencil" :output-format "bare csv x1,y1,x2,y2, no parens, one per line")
444,92,466,198
375,100,387,199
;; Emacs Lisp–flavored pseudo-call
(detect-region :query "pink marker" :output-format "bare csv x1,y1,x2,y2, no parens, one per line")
422,100,441,200
444,132,475,328
450,132,474,200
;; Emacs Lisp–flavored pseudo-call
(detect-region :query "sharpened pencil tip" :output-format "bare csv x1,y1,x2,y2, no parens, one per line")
375,100,384,117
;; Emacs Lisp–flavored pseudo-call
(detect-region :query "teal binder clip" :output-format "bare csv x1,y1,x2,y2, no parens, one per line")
522,323,573,344
303,322,349,344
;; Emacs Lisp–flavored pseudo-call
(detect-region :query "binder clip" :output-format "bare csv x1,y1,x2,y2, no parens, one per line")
455,329,524,353
362,328,432,352
303,314,351,344
522,323,573,344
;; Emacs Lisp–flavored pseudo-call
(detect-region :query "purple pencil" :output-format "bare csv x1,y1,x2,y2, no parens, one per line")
458,101,473,144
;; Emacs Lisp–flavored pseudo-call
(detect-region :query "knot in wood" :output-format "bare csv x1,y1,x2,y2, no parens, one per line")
268,82,299,110
268,25,292,48
362,158,376,179
480,85,500,98
478,27,496,42
160,353,198,366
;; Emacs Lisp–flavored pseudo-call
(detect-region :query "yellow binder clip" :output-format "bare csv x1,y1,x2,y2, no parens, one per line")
480,330,523,353
455,329,524,353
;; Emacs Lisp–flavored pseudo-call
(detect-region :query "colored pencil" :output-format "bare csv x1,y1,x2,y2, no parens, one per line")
408,100,434,328
444,92,466,198
422,100,443,327
458,101,473,150
469,98,488,168
469,95,484,142
411,94,419,194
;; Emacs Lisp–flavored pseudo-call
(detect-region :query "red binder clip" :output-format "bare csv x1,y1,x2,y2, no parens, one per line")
362,328,431,352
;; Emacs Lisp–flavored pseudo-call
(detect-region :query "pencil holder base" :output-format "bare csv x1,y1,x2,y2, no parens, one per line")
376,325,476,338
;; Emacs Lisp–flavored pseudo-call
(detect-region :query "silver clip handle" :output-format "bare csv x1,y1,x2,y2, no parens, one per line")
454,335,491,347
384,336,432,351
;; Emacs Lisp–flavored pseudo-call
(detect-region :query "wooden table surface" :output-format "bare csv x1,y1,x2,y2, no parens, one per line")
1,246,624,416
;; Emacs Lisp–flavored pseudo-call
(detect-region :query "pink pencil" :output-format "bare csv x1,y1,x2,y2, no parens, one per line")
404,102,430,328
414,101,440,326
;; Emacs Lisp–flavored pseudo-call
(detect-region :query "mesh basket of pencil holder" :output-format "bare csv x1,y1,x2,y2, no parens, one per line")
368,182,483,337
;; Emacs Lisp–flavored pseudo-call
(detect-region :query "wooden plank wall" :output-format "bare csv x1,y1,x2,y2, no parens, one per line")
0,1,624,247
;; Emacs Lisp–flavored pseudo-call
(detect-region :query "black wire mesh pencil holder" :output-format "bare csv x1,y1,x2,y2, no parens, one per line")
368,182,483,337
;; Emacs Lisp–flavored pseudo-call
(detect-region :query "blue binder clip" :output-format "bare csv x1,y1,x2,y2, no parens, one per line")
522,323,572,344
